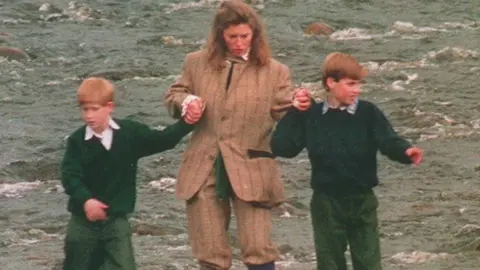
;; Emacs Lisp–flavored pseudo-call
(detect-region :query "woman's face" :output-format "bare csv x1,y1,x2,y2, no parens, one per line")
223,23,253,57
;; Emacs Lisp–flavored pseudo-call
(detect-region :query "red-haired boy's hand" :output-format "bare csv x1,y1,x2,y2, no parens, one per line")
83,198,109,222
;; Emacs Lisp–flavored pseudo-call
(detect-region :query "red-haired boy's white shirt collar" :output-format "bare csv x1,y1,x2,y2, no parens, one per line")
84,118,120,150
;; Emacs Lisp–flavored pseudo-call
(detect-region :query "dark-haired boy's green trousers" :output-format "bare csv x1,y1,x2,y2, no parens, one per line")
63,215,136,270
310,190,382,270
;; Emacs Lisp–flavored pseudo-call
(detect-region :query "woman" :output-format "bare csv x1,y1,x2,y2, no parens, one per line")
164,1,310,269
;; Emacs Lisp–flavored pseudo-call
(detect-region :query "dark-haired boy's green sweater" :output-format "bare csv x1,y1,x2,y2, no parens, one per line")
271,99,412,195
61,118,193,218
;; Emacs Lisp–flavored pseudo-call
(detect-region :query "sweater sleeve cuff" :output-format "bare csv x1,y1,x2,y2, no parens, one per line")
74,189,92,206
398,142,413,164
174,118,196,132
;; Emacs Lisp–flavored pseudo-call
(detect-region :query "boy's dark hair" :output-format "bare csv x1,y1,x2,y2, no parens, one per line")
321,52,368,91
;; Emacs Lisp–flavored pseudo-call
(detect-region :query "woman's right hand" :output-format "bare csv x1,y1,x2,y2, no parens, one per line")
293,88,312,111
184,98,204,124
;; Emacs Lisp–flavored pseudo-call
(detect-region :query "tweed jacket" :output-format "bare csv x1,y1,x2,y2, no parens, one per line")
164,49,294,205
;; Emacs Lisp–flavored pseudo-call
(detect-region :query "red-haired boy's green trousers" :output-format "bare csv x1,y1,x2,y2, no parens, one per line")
62,215,136,270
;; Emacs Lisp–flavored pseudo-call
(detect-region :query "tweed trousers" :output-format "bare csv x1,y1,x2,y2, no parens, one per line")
186,169,279,269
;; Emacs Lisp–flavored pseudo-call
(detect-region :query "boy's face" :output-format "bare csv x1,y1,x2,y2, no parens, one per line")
327,77,362,105
80,102,113,133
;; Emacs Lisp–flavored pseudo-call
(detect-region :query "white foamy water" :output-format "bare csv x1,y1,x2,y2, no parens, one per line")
427,46,478,60
1,228,62,247
164,0,268,13
0,181,42,198
392,21,444,34
164,0,218,14
388,73,419,91
149,177,177,194
328,20,478,42
37,1,107,23
362,59,431,72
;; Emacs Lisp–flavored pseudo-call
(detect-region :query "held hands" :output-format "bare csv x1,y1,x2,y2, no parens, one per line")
405,147,423,165
83,198,109,222
183,98,204,124
293,88,312,111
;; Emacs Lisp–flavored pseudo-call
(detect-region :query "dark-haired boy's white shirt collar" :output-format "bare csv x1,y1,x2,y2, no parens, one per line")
84,118,120,150
322,98,358,115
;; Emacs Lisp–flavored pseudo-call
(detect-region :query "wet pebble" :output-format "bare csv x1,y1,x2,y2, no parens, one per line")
277,244,294,255
131,222,183,236
0,47,29,61
303,22,333,36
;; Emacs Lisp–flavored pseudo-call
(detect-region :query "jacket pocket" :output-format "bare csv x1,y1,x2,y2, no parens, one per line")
247,149,276,159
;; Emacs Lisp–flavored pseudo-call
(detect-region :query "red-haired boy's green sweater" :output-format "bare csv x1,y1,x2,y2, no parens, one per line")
61,118,193,218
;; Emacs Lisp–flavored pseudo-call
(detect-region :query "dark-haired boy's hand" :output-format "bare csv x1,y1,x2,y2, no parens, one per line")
293,88,311,111
405,147,423,165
